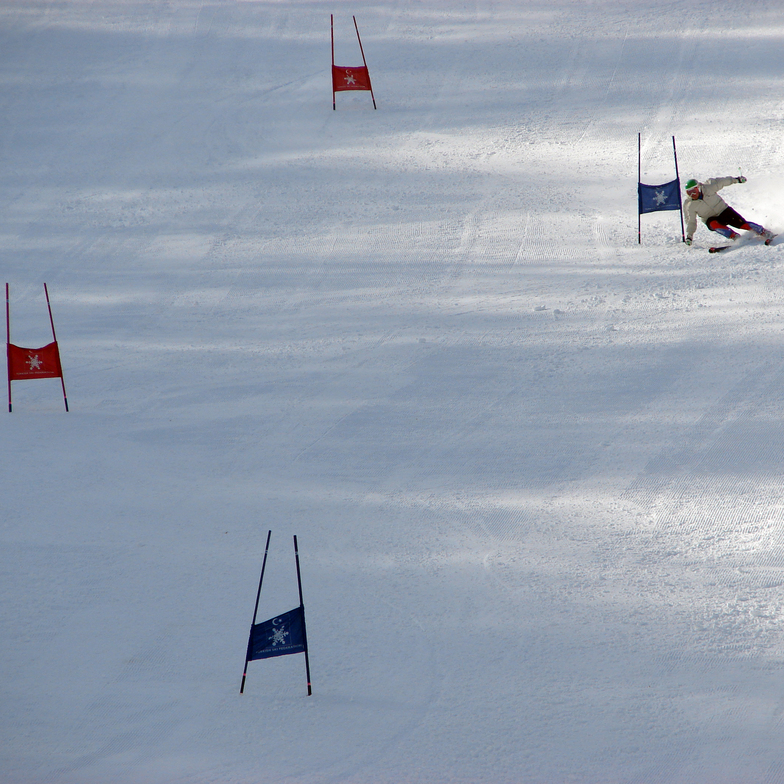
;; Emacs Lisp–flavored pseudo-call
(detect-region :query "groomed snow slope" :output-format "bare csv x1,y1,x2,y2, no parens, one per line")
3,1,784,782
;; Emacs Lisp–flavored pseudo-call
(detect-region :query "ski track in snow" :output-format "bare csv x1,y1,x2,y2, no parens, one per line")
3,1,784,782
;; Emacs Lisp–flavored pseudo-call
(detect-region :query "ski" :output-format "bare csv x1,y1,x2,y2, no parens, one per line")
710,233,777,253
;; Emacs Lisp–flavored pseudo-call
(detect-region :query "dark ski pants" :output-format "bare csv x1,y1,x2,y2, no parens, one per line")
707,206,764,238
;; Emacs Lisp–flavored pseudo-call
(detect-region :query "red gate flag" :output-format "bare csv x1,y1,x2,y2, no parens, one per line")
7,341,62,380
6,282,69,412
331,15,376,110
332,65,372,93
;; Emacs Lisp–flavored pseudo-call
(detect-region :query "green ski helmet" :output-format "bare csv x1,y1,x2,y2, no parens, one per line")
685,178,699,191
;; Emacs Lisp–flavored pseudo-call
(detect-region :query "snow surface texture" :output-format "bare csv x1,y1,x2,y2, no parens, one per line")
3,1,784,782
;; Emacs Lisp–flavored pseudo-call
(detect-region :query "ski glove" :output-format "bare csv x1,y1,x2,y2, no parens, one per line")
685,237,692,246
736,176,747,183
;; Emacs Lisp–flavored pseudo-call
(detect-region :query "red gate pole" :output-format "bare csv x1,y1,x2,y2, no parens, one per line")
331,14,336,110
6,283,11,412
44,283,68,412
353,16,376,109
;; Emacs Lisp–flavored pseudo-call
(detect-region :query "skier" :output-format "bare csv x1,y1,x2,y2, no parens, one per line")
684,176,774,246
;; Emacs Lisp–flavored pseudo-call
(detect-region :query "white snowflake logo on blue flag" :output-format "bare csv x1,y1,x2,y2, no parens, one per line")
639,178,681,214
269,619,290,646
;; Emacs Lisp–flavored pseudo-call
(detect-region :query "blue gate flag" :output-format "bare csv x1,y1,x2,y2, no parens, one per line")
638,178,681,214
247,606,306,661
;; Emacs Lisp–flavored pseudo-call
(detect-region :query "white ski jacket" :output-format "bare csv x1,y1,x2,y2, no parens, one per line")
684,176,741,240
